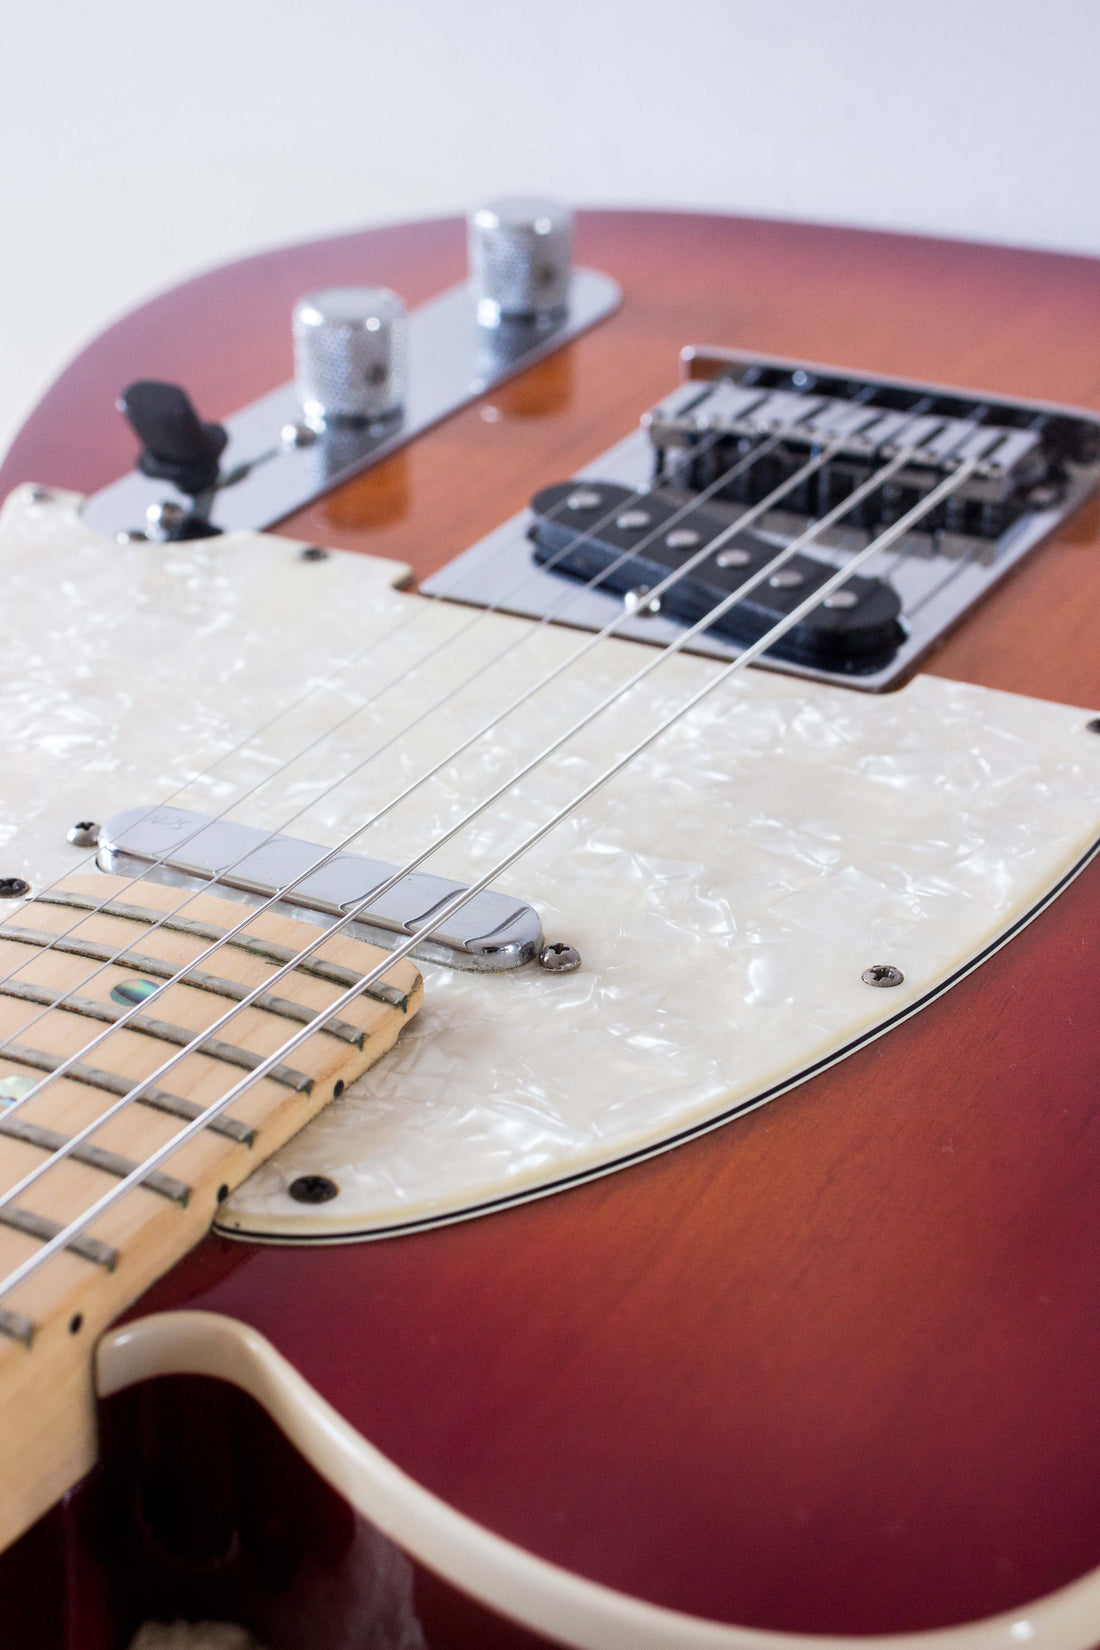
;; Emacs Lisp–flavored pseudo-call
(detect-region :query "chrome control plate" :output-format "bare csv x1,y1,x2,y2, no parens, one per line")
97,807,543,971
81,269,620,541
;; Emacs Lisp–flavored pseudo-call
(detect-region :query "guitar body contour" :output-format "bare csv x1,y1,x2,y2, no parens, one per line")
2,210,1100,1650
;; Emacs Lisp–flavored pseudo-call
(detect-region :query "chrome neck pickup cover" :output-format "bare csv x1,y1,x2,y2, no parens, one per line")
422,350,1100,691
98,808,543,972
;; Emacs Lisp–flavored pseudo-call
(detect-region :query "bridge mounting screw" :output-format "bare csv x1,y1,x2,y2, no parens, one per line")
66,821,101,848
288,1174,339,1204
862,963,904,988
539,941,582,973
0,879,30,899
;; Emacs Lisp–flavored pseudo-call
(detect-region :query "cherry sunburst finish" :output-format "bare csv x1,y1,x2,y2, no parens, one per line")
2,210,1100,1650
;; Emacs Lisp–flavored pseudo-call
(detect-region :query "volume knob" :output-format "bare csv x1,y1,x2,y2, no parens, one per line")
468,197,574,327
292,287,407,427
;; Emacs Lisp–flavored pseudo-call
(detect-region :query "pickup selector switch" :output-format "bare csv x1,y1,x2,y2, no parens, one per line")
293,287,407,428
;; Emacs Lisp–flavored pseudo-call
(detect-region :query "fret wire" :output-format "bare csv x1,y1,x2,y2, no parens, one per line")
0,1044,254,1145
0,1117,189,1205
0,426,732,1011
0,1308,34,1347
0,460,975,1301
0,919,367,1042
0,980,313,1092
0,1207,116,1271
31,893,407,1008
0,432,777,1094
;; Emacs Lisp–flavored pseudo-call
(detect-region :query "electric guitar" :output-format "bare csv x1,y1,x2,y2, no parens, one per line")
1,203,1099,1650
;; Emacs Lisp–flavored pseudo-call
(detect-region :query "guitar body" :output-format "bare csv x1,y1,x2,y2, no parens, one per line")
2,211,1100,1649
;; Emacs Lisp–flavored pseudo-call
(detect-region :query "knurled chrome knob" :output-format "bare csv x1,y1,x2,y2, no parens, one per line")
293,287,407,427
468,197,573,326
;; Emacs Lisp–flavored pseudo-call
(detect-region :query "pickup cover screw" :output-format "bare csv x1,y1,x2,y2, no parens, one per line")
288,1174,339,1204
539,941,582,973
623,586,662,616
66,821,101,848
862,963,904,988
0,879,30,900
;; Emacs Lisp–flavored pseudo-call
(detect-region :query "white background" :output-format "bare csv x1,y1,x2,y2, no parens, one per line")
2,0,1098,456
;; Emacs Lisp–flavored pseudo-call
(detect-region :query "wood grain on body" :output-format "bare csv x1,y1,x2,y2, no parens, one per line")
0,876,420,1554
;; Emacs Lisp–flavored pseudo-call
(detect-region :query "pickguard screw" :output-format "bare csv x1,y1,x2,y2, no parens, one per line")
26,486,53,504
1087,718,1100,734
145,500,187,535
66,821,101,848
0,879,31,899
539,941,582,973
288,1174,339,1203
862,963,904,988
299,544,329,562
116,529,149,544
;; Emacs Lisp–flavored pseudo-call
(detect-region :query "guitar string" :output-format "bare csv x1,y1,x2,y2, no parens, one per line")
0,419,734,959
0,426,798,1075
0,414,746,996
0,456,979,1307
0,445,947,1232
0,431,828,1109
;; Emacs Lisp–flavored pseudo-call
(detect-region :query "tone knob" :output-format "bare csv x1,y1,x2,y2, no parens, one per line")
468,197,573,326
292,287,407,427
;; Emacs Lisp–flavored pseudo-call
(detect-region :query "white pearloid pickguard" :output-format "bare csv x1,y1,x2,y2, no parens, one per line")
4,487,1100,1241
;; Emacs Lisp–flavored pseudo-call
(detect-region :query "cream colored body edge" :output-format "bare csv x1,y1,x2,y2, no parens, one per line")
99,1312,1097,1650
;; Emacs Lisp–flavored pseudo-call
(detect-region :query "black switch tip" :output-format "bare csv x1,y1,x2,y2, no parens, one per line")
118,380,228,496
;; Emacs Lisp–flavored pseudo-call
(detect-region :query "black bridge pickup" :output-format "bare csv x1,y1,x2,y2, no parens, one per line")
529,482,905,672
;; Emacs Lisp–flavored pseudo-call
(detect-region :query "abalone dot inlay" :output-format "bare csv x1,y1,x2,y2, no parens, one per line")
109,978,160,1008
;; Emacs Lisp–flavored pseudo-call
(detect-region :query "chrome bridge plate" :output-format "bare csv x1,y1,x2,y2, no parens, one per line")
80,269,620,541
422,349,1100,692
97,807,543,971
